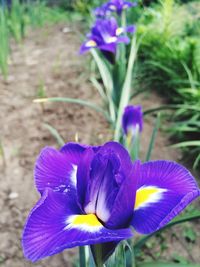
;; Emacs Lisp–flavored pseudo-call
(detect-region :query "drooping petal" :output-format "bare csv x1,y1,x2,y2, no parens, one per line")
131,160,200,234
22,189,133,262
80,40,97,54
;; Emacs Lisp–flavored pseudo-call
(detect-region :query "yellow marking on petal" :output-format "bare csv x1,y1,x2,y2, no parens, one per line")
72,214,102,227
134,187,166,210
116,27,124,36
85,40,97,48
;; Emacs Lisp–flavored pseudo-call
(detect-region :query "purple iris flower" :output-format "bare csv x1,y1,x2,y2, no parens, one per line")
107,0,137,16
80,17,135,55
122,105,143,137
22,141,200,262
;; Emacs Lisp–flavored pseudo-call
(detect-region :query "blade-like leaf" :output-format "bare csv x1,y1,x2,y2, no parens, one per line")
33,97,111,123
144,104,200,116
171,141,200,148
134,211,200,251
145,113,161,161
91,49,116,122
114,36,137,141
138,262,200,267
43,123,65,147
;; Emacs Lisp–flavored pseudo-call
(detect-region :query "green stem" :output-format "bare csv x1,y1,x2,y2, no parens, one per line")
92,244,104,267
79,246,87,267
121,10,126,29
114,36,137,141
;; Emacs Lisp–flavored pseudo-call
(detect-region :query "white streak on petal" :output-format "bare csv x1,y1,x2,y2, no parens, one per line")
71,165,78,187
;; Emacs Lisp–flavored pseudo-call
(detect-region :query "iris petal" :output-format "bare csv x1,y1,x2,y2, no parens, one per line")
131,160,200,234
22,189,133,262
35,143,87,194
106,160,140,229
34,147,75,194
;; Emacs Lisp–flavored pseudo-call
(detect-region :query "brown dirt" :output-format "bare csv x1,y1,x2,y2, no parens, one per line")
0,23,199,267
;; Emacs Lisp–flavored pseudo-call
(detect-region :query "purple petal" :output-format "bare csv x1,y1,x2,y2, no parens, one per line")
99,142,133,177
22,189,133,262
117,36,130,44
35,143,87,194
122,105,143,135
34,147,75,194
83,152,120,221
77,147,95,207
126,25,136,34
106,160,140,229
60,142,87,165
99,43,117,53
131,160,200,234
123,1,137,9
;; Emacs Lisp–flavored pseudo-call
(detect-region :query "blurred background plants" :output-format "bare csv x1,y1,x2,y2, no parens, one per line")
133,0,200,169
0,0,68,78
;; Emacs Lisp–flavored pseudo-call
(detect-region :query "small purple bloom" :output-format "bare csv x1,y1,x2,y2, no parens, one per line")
22,141,200,262
107,0,137,16
122,105,143,137
80,17,135,55
94,3,110,17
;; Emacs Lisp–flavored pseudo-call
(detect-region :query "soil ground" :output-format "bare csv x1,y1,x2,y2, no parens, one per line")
0,23,199,267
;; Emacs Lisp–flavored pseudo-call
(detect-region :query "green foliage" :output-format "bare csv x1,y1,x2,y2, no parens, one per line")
136,0,200,168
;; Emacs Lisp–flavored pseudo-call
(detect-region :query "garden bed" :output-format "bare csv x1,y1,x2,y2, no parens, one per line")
0,23,199,267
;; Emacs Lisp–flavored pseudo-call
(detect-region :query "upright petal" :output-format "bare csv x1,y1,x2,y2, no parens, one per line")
76,147,95,207
60,142,87,165
98,142,133,177
22,189,133,262
131,160,200,234
84,152,120,221
106,160,140,229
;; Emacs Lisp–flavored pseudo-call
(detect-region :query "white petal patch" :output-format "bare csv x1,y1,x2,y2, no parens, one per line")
66,214,103,233
70,165,78,187
96,191,110,222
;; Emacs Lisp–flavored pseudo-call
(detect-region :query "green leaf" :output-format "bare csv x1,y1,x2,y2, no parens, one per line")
43,123,65,147
134,211,200,251
171,141,200,148
34,97,111,123
91,49,116,122
145,113,161,161
144,104,200,116
114,35,138,141
137,262,200,267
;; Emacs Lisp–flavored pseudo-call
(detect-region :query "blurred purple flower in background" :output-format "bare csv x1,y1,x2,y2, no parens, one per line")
96,0,137,16
94,3,110,17
122,105,143,138
22,141,200,262
80,17,135,55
